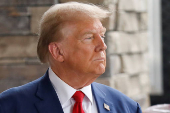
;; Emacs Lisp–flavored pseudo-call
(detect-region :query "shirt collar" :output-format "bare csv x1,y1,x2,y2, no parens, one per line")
48,67,93,105
80,85,93,104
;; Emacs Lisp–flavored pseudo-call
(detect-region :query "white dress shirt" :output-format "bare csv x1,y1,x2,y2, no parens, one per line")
49,67,98,113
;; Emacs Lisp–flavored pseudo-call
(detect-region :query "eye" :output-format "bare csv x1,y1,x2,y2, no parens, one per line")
85,37,93,40
101,36,105,38
101,35,105,40
101,35,105,38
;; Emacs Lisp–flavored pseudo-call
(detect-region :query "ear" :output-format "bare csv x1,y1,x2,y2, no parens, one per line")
48,42,64,62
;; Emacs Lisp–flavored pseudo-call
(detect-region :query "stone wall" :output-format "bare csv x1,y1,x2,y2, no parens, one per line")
0,0,150,110
0,1,51,93
93,0,150,110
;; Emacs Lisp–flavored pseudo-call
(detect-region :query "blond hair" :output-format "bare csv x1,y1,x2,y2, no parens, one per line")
37,2,110,63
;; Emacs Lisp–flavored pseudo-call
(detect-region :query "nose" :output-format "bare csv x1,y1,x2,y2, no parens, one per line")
95,35,107,52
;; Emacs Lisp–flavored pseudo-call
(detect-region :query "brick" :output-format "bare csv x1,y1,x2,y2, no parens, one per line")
106,32,142,54
138,32,148,52
102,4,116,31
28,7,50,34
0,7,28,14
135,0,148,12
0,80,28,93
59,0,114,5
119,0,135,11
139,13,148,30
128,34,141,53
113,73,150,108
119,53,148,75
0,0,54,6
0,58,41,65
139,72,150,94
59,0,88,4
103,0,117,5
117,12,139,32
107,32,148,53
24,58,41,65
141,52,149,72
119,0,147,12
128,75,141,97
132,94,150,110
112,73,131,95
107,32,129,54
112,0,118,4
0,64,48,93
0,59,25,65
121,54,143,75
0,7,30,35
109,55,122,75
0,36,38,58
106,32,117,54
95,77,114,87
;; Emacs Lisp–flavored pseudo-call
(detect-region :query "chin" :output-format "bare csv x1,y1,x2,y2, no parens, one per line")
97,70,105,75
90,63,106,75
94,67,106,75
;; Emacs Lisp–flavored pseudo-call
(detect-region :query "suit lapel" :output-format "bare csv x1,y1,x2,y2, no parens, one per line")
92,83,115,113
35,70,64,113
34,71,117,113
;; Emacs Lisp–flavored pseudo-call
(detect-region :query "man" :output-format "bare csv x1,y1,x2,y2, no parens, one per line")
0,2,142,113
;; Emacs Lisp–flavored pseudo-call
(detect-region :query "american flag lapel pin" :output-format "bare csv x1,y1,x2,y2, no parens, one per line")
104,103,110,111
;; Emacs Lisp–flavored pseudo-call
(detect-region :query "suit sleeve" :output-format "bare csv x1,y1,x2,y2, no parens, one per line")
0,104,2,113
137,103,142,113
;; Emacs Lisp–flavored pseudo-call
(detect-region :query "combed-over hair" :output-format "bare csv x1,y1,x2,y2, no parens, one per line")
37,2,110,63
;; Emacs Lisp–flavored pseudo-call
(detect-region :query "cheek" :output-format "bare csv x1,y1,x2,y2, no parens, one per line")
76,46,95,57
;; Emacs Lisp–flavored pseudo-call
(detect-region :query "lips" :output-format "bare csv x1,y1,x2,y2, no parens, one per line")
94,57,105,61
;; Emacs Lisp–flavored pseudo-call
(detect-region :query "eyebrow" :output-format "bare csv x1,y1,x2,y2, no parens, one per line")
82,27,106,35
102,27,106,33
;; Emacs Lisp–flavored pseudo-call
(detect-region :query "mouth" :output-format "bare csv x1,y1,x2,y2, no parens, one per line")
94,58,105,61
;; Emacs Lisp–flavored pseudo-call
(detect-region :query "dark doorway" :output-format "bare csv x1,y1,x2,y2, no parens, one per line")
150,0,170,105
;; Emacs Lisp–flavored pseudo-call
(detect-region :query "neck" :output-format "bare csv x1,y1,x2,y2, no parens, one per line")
50,65,98,89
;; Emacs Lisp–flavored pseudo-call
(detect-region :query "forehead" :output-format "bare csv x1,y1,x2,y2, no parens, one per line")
60,19,105,39
76,19,105,34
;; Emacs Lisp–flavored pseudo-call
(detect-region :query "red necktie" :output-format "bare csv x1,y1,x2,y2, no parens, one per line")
72,91,85,113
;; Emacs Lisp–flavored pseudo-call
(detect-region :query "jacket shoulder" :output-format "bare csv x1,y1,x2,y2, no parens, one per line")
92,82,142,113
0,77,42,112
0,77,41,98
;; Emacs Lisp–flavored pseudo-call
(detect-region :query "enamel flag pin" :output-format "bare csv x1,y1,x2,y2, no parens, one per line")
104,103,110,111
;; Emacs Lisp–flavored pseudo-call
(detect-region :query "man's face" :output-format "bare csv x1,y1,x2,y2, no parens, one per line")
60,19,107,77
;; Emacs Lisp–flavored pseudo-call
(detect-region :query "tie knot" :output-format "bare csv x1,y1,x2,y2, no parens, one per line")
72,91,85,103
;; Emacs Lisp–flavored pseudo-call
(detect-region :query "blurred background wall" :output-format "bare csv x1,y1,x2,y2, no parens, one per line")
150,0,170,105
0,0,163,110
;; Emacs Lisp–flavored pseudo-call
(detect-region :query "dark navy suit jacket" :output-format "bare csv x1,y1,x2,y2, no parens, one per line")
0,70,142,113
